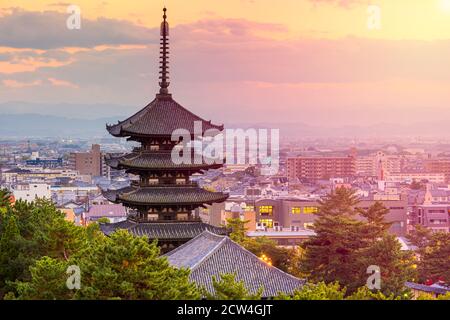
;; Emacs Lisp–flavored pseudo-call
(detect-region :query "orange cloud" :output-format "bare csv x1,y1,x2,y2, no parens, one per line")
2,79,42,88
47,77,78,88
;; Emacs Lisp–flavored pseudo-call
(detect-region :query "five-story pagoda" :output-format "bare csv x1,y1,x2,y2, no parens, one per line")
101,8,229,250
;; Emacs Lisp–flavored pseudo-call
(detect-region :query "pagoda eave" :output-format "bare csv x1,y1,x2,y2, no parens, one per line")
103,186,229,207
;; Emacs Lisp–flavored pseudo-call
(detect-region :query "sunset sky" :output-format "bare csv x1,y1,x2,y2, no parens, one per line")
1,0,450,126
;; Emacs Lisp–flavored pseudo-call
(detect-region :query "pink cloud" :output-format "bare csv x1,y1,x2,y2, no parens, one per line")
2,79,42,88
308,0,367,8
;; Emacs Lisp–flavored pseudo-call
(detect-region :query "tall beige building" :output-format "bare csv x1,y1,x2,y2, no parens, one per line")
69,144,105,177
355,151,402,178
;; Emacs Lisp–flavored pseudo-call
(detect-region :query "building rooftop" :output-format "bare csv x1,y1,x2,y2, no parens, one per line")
406,282,450,295
164,230,305,297
86,204,127,218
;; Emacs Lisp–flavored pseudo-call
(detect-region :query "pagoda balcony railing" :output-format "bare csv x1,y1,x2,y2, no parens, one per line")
128,215,203,223
130,181,199,188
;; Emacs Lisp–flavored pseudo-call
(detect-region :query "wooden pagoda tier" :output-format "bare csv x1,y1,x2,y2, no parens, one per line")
101,8,229,249
104,184,228,215
104,151,223,174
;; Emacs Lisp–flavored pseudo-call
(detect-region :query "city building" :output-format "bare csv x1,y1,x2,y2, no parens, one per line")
84,204,127,224
69,144,105,177
287,156,355,182
412,204,449,232
355,151,402,178
100,8,229,251
425,158,450,182
385,172,445,184
12,183,51,202
207,193,409,236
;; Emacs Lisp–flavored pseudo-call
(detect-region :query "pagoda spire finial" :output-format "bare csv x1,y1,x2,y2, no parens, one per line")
159,7,170,95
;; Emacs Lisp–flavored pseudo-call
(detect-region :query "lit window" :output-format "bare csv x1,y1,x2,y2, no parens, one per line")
291,207,301,214
148,178,159,185
260,219,273,228
245,205,255,211
303,206,318,214
259,206,273,216
176,178,186,185
304,222,314,229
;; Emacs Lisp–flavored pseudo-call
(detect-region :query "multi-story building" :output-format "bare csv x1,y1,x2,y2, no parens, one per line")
69,144,104,177
287,156,355,182
2,168,78,185
385,172,445,184
424,158,450,182
355,151,402,178
409,186,450,232
412,205,449,233
208,193,409,236
12,183,51,202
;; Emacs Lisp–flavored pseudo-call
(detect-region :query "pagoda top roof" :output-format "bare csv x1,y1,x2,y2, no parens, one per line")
165,231,305,297
106,95,224,138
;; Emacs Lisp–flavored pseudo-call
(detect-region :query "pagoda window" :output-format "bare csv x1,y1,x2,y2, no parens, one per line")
148,178,159,185
150,145,159,151
176,178,186,185
177,213,189,221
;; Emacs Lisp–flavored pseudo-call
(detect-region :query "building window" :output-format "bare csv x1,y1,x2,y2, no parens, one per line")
245,205,255,211
303,206,318,214
429,209,445,214
260,219,273,228
304,222,314,229
291,207,302,214
259,206,273,216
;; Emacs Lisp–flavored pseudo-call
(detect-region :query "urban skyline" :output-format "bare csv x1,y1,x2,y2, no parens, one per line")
1,0,450,305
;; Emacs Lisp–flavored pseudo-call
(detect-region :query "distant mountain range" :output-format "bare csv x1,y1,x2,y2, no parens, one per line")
2,101,450,139
0,114,119,138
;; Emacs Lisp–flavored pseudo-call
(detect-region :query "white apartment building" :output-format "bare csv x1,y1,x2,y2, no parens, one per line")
356,151,402,177
385,172,446,184
13,183,51,202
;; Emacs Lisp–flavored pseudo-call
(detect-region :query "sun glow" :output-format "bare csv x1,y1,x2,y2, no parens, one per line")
440,0,450,12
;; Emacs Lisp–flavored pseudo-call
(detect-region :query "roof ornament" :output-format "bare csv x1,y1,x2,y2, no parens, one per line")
159,7,170,95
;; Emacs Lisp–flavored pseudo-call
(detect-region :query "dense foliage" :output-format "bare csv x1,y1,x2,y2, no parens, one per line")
407,225,450,284
299,187,416,296
0,190,199,300
1,188,448,300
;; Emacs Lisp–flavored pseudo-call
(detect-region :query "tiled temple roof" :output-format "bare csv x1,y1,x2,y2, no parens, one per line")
106,95,223,138
165,231,305,298
103,185,228,206
105,152,223,171
406,282,450,295
100,221,228,240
